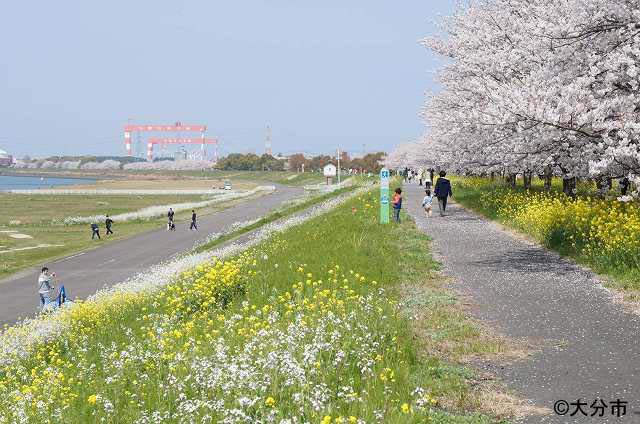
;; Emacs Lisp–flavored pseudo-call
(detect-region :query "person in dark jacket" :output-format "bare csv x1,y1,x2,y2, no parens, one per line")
90,223,101,239
105,215,114,235
189,210,198,230
434,171,453,216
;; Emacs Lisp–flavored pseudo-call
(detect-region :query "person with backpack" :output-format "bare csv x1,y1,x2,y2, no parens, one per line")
105,215,114,236
391,188,403,223
37,267,55,308
190,210,198,230
434,170,453,216
90,222,101,239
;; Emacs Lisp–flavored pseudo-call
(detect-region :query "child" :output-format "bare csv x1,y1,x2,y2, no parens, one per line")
421,189,433,217
391,187,403,223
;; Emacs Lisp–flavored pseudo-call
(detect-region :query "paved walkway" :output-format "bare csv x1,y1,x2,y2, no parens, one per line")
0,185,303,326
404,183,640,423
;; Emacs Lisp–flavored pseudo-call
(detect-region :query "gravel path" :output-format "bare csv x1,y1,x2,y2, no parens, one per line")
404,183,640,423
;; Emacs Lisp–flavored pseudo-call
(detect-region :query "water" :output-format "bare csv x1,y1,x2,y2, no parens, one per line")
0,175,96,190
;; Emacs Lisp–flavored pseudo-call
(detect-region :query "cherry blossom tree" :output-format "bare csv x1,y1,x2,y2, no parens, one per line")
394,0,640,195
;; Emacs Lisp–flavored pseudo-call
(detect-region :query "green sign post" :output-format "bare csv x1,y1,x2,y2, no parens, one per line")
380,167,390,224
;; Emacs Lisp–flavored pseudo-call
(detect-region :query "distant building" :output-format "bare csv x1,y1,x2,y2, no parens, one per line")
0,149,13,167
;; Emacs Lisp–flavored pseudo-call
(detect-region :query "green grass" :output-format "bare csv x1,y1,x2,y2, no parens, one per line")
0,188,509,423
5,169,329,187
192,186,357,254
0,193,204,225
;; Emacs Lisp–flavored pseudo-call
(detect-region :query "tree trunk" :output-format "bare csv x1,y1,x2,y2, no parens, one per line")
506,173,517,188
562,177,577,197
523,172,532,190
490,172,495,181
595,178,609,198
543,167,552,191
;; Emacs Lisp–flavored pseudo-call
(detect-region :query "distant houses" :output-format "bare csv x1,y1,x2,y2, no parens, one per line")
0,149,13,167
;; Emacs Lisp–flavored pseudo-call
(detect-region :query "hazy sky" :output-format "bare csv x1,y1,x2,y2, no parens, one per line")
0,1,454,158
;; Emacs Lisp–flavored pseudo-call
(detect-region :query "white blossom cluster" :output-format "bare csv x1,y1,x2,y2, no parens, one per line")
53,187,274,225
390,0,640,189
123,160,214,171
0,186,368,369
11,159,216,171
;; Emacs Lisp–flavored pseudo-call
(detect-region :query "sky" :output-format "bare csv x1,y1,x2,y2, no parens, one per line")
0,1,454,158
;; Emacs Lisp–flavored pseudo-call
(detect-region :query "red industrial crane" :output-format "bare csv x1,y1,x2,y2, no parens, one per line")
123,122,218,161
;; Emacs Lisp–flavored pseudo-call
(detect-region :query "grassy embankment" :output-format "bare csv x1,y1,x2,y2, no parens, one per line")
0,192,255,279
192,186,357,254
0,188,511,423
452,176,640,296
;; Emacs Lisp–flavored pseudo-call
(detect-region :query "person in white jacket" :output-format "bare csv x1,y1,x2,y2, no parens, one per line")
38,267,55,308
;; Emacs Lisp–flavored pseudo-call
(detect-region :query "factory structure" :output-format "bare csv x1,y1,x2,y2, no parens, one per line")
0,148,13,166
123,122,218,162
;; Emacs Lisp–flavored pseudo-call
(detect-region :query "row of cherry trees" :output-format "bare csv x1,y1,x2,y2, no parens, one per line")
388,0,640,195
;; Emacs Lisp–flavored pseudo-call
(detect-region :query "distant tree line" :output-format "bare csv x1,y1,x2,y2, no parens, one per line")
217,152,386,173
215,154,286,171
41,155,146,165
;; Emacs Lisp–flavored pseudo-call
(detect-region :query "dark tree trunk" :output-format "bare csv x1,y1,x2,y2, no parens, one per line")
506,173,517,188
595,178,609,198
523,172,532,190
490,172,495,181
562,177,577,197
543,167,552,191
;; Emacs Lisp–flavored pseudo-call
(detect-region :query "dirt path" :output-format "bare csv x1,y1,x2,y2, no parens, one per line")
404,183,640,423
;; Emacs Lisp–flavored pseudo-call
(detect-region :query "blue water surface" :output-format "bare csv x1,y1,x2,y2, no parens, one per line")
0,175,96,190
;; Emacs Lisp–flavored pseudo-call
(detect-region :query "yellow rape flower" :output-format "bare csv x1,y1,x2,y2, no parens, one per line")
87,394,98,405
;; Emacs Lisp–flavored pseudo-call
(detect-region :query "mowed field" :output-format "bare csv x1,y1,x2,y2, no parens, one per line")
5,169,327,187
0,191,261,280
69,178,258,191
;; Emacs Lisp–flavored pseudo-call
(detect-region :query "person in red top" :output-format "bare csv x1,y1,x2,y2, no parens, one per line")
391,187,403,223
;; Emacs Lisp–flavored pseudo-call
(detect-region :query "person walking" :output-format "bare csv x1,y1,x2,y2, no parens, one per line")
37,267,55,309
421,189,434,217
167,207,175,231
434,171,453,217
391,188,403,223
90,222,101,239
105,215,114,236
189,210,198,230
418,168,424,186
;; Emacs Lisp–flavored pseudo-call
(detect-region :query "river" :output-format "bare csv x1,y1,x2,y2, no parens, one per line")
0,175,96,190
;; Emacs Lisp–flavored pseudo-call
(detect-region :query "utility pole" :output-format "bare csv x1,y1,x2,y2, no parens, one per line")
265,126,273,156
